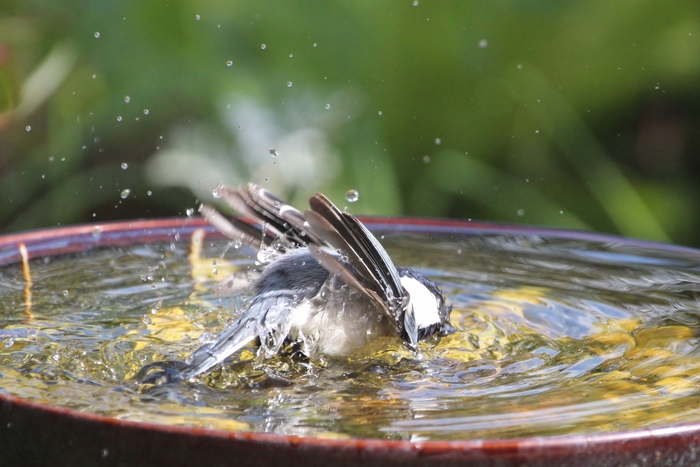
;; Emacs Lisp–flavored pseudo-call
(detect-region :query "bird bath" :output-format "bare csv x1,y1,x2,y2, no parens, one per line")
2,217,700,466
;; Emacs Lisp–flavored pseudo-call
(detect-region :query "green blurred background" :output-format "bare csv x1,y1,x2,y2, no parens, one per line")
1,1,699,246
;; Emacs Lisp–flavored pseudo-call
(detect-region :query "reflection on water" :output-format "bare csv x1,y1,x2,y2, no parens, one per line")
2,231,700,440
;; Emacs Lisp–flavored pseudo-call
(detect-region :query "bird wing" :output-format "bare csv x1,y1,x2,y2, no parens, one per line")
199,204,273,251
304,193,409,337
135,291,296,384
201,183,324,253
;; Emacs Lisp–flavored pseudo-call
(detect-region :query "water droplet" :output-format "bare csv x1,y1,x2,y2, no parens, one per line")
287,81,293,87
195,14,201,20
94,32,100,38
313,43,317,47
269,148,279,158
143,109,149,115
120,189,131,199
121,162,128,170
325,103,331,110
147,190,152,196
25,125,31,132
517,209,525,217
62,289,69,296
378,110,383,115
92,74,96,79
423,155,431,164
261,44,266,49
345,189,359,203
3,337,14,348
435,137,441,145
92,226,102,238
226,103,231,109
186,208,195,217
289,54,293,58
517,64,523,70
226,60,233,67
117,116,124,122
479,39,488,48
413,0,419,5
124,96,130,103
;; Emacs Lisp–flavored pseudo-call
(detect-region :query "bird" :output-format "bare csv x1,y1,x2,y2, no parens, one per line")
134,183,454,384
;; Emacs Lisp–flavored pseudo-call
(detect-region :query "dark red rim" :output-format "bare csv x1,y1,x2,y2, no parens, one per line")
3,216,699,265
2,217,700,466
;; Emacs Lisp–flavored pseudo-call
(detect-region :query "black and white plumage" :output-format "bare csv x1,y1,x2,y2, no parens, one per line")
135,183,454,384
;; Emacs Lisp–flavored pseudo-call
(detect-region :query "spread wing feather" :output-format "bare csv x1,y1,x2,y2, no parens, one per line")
199,204,272,250
306,194,406,324
202,183,316,252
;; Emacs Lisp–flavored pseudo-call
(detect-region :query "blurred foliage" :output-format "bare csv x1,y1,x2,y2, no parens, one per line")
0,1,699,246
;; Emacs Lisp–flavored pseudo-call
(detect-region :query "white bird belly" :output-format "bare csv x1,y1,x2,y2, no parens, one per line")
288,296,395,357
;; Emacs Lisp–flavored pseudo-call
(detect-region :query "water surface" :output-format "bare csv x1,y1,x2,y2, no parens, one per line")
2,229,700,441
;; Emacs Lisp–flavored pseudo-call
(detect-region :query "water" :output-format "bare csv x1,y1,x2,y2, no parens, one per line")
1,230,700,440
345,190,359,203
